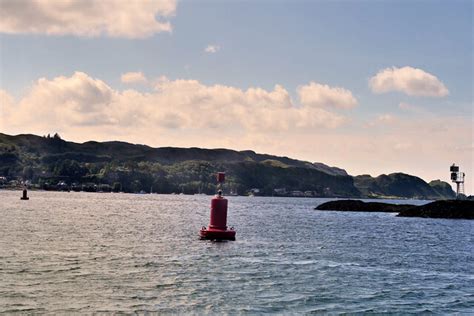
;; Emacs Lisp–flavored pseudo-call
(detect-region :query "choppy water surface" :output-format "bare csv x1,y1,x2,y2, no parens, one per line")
0,191,472,313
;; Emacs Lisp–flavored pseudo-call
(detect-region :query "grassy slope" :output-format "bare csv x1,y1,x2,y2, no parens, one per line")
0,133,455,198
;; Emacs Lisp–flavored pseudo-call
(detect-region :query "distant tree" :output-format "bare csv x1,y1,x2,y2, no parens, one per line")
112,182,122,192
53,133,62,140
22,166,34,180
0,152,18,163
53,160,87,181
87,163,100,174
131,179,142,193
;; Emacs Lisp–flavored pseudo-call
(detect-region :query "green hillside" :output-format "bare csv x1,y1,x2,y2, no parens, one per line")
0,133,455,199
354,174,455,200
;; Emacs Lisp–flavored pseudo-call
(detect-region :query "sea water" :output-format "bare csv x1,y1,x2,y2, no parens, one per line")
0,191,472,313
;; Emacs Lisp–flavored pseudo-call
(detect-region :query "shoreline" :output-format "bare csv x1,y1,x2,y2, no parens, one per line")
0,187,436,200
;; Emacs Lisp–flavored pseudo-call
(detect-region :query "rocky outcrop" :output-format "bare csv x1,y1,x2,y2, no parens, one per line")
397,200,473,219
316,199,473,220
315,200,415,213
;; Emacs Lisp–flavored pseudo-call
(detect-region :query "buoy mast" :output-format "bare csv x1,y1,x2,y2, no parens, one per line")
20,185,29,200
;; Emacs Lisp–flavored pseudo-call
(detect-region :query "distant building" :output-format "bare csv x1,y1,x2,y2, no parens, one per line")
248,188,260,196
291,190,304,197
274,188,287,195
98,184,112,192
57,181,69,191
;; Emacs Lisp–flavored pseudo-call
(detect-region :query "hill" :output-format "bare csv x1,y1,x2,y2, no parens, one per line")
354,173,455,200
0,133,455,199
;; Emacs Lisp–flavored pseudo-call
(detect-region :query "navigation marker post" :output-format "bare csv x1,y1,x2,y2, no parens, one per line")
199,172,236,241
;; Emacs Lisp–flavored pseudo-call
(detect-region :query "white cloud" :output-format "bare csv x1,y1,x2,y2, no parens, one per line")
369,66,449,97
399,102,423,112
204,45,220,53
297,82,358,109
121,72,147,84
364,113,398,128
0,89,14,109
0,89,15,128
376,113,397,123
0,0,176,38
150,77,346,131
17,72,116,127
2,72,348,136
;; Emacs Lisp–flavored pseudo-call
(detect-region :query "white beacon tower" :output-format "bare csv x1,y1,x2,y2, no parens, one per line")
450,163,465,198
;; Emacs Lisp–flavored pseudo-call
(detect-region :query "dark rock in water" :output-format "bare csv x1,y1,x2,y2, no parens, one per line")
397,200,473,219
316,199,474,219
315,200,415,213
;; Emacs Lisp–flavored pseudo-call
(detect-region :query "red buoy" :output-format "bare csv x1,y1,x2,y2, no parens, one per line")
199,172,236,241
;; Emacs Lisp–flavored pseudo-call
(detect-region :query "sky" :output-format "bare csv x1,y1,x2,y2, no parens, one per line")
0,0,472,194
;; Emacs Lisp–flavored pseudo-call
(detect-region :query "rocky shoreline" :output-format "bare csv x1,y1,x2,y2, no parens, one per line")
315,200,414,213
396,200,473,219
315,199,473,219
